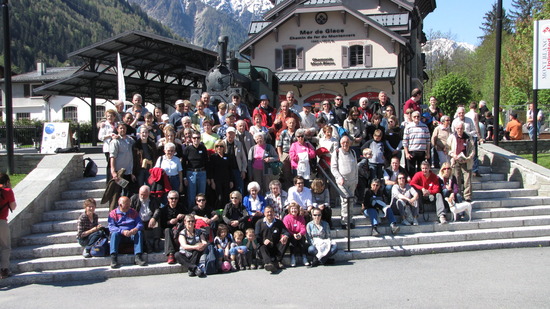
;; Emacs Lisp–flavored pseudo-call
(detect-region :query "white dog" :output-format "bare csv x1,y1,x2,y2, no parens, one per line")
448,199,472,222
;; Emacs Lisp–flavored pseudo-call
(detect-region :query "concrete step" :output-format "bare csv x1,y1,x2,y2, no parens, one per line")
474,205,550,219
330,214,550,233
19,231,77,246
472,181,521,190
12,252,168,273
475,173,506,181
68,178,106,190
472,188,537,199
61,188,105,200
54,198,104,210
332,225,550,249
335,236,550,260
31,219,108,234
477,166,492,174
0,262,182,288
11,243,84,260
472,196,550,209
3,236,550,287
43,208,111,221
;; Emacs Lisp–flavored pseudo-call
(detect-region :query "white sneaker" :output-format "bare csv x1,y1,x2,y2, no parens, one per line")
412,218,419,226
302,255,310,266
290,254,296,267
402,219,412,226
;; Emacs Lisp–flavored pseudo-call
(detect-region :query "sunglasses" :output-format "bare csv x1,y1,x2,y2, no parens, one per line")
197,199,206,202
192,136,200,139
296,182,305,185
186,220,195,223
168,197,178,200
296,136,304,138
312,214,321,217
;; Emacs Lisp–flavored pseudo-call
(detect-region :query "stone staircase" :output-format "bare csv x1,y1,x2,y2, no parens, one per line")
3,160,550,286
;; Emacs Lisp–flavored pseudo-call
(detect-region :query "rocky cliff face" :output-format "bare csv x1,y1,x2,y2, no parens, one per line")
128,0,273,50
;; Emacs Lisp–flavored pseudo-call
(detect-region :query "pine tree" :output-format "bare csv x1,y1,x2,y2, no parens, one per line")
509,0,543,24
479,2,513,39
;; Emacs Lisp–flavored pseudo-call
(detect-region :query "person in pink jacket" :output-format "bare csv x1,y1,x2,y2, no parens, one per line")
289,129,316,182
283,202,310,267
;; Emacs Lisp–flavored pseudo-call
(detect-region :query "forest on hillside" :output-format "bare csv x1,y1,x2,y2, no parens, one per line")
0,0,176,73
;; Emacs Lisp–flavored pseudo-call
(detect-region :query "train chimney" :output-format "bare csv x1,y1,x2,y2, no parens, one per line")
229,50,238,71
218,36,228,66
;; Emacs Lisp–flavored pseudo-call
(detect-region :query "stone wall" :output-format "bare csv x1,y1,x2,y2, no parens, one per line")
7,153,84,245
493,139,550,155
479,143,550,196
0,153,49,174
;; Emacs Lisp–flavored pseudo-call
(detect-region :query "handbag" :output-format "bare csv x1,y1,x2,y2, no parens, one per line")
90,237,110,257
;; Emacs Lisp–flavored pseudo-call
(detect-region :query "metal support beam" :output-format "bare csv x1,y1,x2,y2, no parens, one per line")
3,0,14,174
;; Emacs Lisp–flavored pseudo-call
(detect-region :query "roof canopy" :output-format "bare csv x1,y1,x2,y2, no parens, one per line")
276,68,396,84
35,31,218,105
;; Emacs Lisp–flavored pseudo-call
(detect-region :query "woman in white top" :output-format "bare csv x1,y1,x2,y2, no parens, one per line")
154,142,183,193
98,109,118,182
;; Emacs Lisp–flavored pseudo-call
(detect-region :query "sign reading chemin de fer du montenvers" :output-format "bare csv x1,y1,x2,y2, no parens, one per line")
289,28,356,44
533,19,550,90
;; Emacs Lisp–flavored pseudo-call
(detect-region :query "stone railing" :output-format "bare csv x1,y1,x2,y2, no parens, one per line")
0,153,49,174
493,139,550,155
479,143,550,196
7,153,83,245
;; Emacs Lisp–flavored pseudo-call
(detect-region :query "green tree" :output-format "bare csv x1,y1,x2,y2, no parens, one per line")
480,2,513,39
429,73,473,116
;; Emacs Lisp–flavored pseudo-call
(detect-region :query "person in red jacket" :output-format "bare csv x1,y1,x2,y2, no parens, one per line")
409,161,448,224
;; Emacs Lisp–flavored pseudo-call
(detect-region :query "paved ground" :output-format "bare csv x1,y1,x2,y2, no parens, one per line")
1,247,549,308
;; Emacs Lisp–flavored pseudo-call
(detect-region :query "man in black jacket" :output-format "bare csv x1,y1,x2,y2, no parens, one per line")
255,206,290,272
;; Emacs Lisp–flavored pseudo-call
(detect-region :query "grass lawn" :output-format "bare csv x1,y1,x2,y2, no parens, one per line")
9,174,27,188
519,153,550,169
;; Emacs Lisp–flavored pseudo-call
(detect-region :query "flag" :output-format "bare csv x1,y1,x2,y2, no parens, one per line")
117,52,126,101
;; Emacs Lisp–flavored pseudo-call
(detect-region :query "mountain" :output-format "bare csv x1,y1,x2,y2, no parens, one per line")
0,0,177,73
127,0,274,50
422,38,476,70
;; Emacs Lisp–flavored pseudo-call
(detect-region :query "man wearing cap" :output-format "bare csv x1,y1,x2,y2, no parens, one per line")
299,102,318,136
169,99,187,132
217,112,237,139
231,92,252,125
252,94,277,130
505,112,523,140
222,126,248,193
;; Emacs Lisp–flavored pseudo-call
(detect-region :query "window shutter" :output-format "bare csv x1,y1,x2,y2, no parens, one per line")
297,47,304,70
341,46,349,69
364,45,372,68
275,48,283,71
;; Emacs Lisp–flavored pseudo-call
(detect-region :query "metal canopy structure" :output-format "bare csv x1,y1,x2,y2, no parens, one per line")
35,30,218,107
34,30,218,145
276,68,397,84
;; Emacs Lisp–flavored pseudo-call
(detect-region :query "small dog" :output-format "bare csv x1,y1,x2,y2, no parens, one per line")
448,199,472,222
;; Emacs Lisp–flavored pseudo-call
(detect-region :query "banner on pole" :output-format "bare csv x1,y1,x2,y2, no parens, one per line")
117,52,126,101
533,19,550,90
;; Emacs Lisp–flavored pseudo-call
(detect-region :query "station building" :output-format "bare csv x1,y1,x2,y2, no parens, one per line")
240,0,436,114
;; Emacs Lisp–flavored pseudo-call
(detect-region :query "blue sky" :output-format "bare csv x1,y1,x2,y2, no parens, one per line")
424,0,514,46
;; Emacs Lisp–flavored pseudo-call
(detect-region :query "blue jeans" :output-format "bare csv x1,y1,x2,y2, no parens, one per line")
230,245,248,256
110,230,144,255
529,123,541,140
232,169,244,194
363,207,396,226
78,230,103,251
307,243,338,263
187,170,207,207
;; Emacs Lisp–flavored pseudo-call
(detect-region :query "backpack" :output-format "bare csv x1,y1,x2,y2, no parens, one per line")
200,243,221,275
83,157,98,177
90,237,110,257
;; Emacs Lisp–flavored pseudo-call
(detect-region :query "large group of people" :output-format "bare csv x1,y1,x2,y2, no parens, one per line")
76,88,490,275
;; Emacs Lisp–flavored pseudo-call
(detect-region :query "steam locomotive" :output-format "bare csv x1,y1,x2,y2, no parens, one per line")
190,36,279,110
